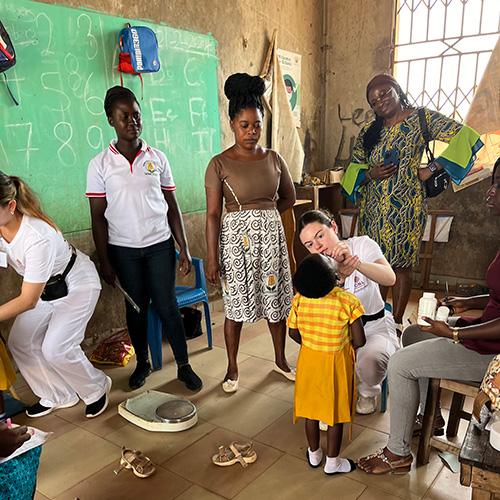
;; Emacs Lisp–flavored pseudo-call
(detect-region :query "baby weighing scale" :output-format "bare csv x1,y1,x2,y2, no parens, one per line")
118,390,198,432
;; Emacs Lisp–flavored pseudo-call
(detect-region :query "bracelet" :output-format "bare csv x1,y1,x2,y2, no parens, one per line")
451,327,461,344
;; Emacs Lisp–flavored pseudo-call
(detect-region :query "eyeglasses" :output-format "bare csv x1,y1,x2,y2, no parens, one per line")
369,87,394,108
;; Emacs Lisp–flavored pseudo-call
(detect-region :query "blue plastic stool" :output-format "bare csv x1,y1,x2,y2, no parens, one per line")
147,253,213,370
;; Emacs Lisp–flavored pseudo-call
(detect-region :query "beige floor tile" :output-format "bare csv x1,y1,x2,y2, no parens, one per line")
34,492,50,500
37,428,121,498
422,466,470,499
357,486,405,500
188,345,250,379
255,409,364,461
234,454,366,500
341,427,444,500
236,356,296,396
355,406,391,435
239,332,298,365
198,386,291,437
105,419,215,465
14,412,76,440
54,463,191,500
175,484,226,500
164,427,282,499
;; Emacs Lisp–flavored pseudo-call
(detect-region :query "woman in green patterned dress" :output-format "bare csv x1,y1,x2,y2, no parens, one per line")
341,74,482,333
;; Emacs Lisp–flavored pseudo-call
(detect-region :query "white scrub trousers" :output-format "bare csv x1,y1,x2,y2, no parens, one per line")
8,285,108,407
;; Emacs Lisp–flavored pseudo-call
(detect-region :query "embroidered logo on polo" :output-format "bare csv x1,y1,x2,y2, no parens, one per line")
143,161,159,175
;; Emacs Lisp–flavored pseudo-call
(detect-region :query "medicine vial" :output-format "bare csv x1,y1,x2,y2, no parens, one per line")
417,292,438,326
435,306,450,322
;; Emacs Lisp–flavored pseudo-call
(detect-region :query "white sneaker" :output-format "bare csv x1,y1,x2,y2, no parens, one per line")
319,421,328,431
356,395,377,415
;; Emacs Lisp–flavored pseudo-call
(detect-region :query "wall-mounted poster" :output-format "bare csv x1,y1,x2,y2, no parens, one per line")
277,48,301,128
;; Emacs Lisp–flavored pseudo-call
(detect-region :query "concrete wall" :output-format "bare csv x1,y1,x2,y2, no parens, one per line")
323,0,499,284
0,0,325,339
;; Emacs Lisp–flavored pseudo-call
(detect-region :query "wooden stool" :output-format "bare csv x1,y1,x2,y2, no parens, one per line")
417,378,480,465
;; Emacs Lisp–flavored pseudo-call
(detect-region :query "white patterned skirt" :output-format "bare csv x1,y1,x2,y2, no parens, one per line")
219,209,293,323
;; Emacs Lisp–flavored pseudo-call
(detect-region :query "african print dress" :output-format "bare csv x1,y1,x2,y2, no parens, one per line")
341,108,482,267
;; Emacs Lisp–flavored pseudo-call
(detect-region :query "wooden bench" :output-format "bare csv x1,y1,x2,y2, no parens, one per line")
460,421,500,499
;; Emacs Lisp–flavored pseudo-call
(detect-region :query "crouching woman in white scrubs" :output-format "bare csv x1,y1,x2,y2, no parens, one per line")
0,172,111,418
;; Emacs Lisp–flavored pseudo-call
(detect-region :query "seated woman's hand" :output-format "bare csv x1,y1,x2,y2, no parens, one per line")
420,317,453,338
0,423,31,458
440,297,470,315
369,162,398,181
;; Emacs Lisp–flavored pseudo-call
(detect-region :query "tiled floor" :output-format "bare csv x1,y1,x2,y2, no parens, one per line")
9,292,473,499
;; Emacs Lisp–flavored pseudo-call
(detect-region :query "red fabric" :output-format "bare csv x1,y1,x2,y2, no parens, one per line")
118,52,137,75
459,251,500,354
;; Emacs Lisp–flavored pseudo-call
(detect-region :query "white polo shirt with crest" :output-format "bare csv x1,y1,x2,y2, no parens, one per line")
86,140,176,248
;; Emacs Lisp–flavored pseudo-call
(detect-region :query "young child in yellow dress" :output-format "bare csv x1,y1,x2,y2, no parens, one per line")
288,254,365,475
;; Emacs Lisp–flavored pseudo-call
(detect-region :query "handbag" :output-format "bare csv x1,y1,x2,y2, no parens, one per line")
417,108,451,198
40,246,77,302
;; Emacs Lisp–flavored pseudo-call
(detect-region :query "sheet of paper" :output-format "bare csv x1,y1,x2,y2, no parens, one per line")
0,426,52,463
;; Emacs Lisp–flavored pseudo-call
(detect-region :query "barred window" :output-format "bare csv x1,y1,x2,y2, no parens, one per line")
394,0,499,122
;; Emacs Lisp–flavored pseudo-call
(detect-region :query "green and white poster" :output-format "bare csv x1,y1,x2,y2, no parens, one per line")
277,48,301,128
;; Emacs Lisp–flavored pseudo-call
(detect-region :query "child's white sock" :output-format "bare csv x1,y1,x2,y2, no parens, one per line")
307,447,323,467
324,456,354,474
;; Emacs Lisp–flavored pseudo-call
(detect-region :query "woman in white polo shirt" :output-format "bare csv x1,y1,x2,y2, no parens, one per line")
0,172,110,418
87,86,202,391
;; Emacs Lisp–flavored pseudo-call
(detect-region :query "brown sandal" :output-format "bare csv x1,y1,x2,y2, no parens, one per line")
358,448,412,475
114,447,156,478
212,441,257,468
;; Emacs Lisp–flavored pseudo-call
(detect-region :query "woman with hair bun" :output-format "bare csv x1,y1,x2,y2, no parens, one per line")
205,73,296,393
0,172,110,419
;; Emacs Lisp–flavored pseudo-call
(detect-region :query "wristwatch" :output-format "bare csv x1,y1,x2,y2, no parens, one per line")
451,327,461,344
428,161,439,173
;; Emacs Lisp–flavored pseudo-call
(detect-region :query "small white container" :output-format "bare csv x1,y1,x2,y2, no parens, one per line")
490,420,500,451
435,306,450,323
417,292,438,326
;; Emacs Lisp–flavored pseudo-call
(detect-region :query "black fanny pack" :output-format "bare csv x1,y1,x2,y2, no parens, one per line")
40,246,77,302
361,307,385,326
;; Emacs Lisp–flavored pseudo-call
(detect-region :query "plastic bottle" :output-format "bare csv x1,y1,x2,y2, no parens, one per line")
435,306,450,323
417,292,438,326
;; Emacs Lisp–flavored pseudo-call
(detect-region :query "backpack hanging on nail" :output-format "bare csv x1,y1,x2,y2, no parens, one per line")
0,20,18,106
117,24,160,92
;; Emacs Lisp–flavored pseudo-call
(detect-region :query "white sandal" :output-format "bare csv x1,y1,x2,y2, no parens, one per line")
222,378,239,393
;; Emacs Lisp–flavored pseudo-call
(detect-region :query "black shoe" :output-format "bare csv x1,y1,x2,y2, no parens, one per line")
178,364,202,391
129,361,152,390
26,398,79,418
86,376,112,418
413,413,445,437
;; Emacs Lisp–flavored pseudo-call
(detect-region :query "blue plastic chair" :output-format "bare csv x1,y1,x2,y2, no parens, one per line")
147,253,213,370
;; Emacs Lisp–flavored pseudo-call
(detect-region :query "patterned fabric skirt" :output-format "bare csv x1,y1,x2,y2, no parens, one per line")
0,446,42,500
219,209,293,323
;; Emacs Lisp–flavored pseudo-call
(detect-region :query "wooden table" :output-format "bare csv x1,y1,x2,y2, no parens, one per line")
459,421,500,499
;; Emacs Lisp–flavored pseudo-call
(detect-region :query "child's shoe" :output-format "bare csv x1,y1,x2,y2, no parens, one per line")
306,447,323,468
324,456,356,475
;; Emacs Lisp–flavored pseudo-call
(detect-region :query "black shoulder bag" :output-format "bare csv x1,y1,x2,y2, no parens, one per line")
40,246,77,301
417,108,451,198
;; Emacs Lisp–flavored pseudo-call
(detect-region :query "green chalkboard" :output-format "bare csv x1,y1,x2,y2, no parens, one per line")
0,0,220,233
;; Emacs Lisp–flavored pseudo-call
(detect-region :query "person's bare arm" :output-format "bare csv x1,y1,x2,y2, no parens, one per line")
89,197,115,285
205,185,223,286
163,190,191,276
350,318,366,349
288,327,302,345
0,282,45,322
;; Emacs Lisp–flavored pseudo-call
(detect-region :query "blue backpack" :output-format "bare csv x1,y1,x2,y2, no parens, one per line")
118,24,160,88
